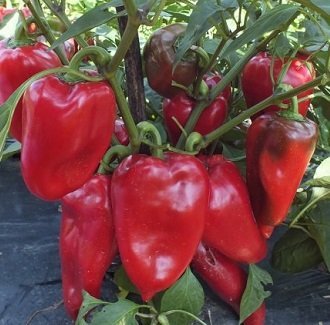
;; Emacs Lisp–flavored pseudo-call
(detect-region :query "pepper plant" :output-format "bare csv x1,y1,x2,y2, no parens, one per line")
0,0,330,324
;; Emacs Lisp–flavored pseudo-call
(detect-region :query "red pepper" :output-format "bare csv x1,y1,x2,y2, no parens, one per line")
241,52,315,117
111,152,209,301
0,39,62,141
114,118,129,145
21,74,116,200
192,242,266,325
60,174,116,319
163,74,230,144
199,155,267,264
0,6,30,22
143,23,199,98
246,112,318,238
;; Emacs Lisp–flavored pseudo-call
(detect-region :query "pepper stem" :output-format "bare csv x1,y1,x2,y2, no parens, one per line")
185,132,205,153
137,121,163,159
277,96,304,121
69,46,111,71
98,145,131,174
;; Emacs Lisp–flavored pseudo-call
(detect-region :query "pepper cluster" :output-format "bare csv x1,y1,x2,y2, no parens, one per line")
0,6,322,325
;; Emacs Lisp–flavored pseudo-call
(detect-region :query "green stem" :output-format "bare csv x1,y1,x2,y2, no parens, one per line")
137,121,163,158
98,145,131,174
145,0,166,25
108,76,140,152
292,0,330,23
185,132,204,153
289,191,330,227
23,0,69,64
123,0,138,19
31,0,44,17
104,20,140,75
69,46,111,70
291,96,299,115
41,0,89,49
162,310,208,325
201,75,325,147
176,44,257,149
176,13,307,150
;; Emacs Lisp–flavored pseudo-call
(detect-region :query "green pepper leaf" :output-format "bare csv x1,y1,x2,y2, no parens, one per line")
114,265,139,294
307,200,330,271
158,267,204,325
2,140,21,160
51,2,123,50
271,228,323,273
89,299,139,325
75,291,109,325
222,4,298,57
305,176,330,189
311,157,330,197
174,0,238,65
239,264,272,324
75,291,140,325
293,0,330,23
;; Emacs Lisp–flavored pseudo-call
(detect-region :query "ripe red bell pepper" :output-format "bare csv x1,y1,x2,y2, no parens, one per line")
246,112,318,238
0,39,62,141
60,174,116,319
111,152,209,301
199,155,267,264
143,23,199,98
192,242,266,325
241,52,315,117
21,74,116,200
163,74,230,144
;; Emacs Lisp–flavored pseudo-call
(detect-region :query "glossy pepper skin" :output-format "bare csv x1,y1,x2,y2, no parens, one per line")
246,112,318,238
241,52,315,117
60,175,116,319
21,74,116,200
114,118,129,145
192,243,266,325
111,152,209,301
0,39,62,141
163,74,230,144
199,155,267,264
143,23,199,99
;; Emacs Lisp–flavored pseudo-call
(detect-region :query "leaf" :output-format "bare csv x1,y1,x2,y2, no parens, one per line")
306,176,330,189
271,228,323,273
273,33,293,58
2,140,21,160
293,0,330,23
174,0,238,65
312,0,330,14
51,2,123,49
312,157,330,197
239,264,272,324
89,299,139,325
76,291,109,325
75,291,140,325
158,267,204,325
222,4,298,57
113,265,139,294
221,143,245,162
307,200,330,271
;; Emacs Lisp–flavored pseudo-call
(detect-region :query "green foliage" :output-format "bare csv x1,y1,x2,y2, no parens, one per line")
158,268,204,325
75,291,140,325
239,265,273,324
271,228,323,273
